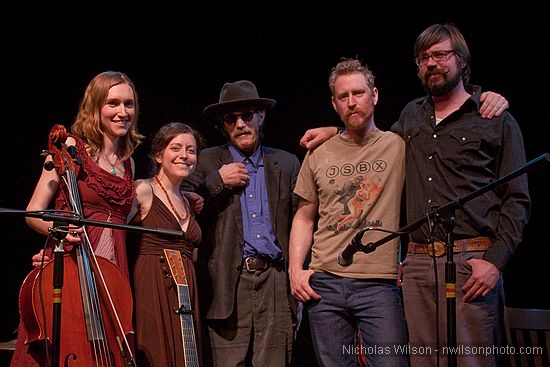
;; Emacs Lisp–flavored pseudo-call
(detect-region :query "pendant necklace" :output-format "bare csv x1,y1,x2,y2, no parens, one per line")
103,154,118,174
155,176,188,222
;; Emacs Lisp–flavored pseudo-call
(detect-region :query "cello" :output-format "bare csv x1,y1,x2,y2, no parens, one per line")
17,124,137,366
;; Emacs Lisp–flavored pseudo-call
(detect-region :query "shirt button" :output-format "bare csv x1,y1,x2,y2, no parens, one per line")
461,137,466,141
433,134,437,138
249,194,253,198
252,213,257,218
428,177,432,181
428,155,433,160
427,198,432,204
256,234,261,239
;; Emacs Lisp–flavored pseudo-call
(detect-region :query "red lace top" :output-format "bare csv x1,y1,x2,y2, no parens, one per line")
52,135,135,277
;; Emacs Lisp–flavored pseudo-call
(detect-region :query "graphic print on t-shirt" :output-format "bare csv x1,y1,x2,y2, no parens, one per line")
325,158,389,234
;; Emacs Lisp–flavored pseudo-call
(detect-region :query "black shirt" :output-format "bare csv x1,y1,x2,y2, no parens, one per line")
391,85,530,270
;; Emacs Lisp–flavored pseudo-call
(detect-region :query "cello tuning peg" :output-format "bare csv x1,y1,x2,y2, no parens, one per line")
65,146,83,165
43,161,57,172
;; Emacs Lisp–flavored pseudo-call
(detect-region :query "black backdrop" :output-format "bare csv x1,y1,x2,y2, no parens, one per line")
1,3,549,342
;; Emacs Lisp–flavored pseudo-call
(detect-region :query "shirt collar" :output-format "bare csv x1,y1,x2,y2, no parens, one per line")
418,84,481,113
228,144,263,167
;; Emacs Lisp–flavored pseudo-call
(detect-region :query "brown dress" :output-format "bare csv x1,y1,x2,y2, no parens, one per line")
10,135,135,367
134,194,202,367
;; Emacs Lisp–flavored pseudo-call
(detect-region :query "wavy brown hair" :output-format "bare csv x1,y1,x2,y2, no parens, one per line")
71,71,143,161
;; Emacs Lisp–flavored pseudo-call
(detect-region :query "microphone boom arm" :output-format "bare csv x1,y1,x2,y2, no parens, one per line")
338,153,549,265
0,208,184,238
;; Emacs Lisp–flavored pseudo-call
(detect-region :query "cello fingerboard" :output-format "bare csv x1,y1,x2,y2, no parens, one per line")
163,248,199,367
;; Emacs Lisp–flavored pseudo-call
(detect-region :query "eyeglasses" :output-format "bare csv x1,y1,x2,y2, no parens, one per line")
223,110,257,125
415,50,455,66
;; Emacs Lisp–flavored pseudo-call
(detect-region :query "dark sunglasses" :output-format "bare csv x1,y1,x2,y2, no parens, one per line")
222,110,256,125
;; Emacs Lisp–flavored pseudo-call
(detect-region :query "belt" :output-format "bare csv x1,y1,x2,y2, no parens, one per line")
242,255,281,273
407,237,493,258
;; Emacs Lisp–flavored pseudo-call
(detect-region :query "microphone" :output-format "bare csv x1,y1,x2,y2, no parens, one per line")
337,227,371,267
337,226,404,266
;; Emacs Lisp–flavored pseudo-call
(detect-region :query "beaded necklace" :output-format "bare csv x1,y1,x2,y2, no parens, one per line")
155,176,188,222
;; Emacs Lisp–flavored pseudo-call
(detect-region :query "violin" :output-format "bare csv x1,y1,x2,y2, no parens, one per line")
18,124,136,366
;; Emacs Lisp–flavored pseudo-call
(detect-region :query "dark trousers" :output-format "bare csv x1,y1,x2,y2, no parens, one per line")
402,250,505,367
203,266,294,367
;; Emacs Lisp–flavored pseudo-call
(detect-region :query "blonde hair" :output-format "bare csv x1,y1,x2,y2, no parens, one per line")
328,58,375,96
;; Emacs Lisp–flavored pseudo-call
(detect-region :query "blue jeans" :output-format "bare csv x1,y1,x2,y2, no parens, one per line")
307,272,408,367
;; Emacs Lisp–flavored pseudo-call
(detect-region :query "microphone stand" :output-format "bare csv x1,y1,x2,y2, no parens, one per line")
1,208,184,367
430,204,457,367
49,222,68,367
341,153,548,367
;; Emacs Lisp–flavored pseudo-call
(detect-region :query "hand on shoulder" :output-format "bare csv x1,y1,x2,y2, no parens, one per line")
299,126,339,150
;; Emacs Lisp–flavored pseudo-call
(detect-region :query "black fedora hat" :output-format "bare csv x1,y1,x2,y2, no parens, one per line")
203,80,276,119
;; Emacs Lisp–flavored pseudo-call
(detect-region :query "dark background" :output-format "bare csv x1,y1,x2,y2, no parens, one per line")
1,3,549,344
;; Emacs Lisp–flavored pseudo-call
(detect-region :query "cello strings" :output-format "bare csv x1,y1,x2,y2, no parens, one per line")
83,232,136,363
64,173,113,366
64,159,135,364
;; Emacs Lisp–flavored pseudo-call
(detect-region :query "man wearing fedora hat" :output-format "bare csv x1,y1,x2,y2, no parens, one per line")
182,80,300,366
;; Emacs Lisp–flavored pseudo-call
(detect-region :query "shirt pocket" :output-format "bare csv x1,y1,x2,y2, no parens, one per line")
444,130,482,166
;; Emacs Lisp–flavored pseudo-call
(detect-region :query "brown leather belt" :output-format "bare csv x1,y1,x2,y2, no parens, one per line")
407,237,493,257
243,255,281,273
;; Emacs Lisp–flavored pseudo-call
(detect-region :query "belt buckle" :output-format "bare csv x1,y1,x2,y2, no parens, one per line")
244,257,255,272
427,241,446,257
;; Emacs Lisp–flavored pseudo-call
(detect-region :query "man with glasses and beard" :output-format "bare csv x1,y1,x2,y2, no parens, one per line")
392,23,530,367
182,80,300,367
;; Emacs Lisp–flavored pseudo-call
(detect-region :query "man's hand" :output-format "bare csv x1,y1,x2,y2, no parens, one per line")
31,227,83,267
462,258,500,302
480,92,509,119
219,163,249,188
289,268,320,302
32,249,49,268
183,191,204,214
299,127,339,150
